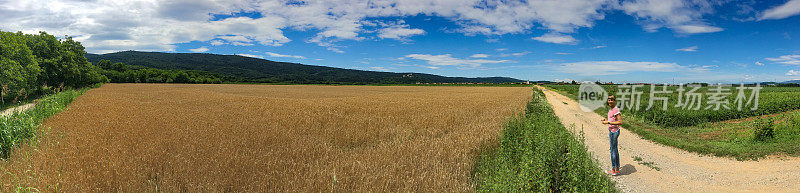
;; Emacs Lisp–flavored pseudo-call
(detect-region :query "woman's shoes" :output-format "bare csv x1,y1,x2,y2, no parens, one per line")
605,170,620,176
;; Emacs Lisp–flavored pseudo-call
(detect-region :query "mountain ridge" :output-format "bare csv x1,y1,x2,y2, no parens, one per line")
85,51,526,84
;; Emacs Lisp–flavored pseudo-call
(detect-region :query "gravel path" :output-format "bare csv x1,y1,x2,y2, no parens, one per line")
538,86,800,193
0,103,35,117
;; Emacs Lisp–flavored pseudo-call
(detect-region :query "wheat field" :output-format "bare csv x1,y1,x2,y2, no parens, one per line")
1,84,531,192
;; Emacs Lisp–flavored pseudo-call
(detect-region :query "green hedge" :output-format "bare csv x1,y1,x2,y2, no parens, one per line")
474,89,616,192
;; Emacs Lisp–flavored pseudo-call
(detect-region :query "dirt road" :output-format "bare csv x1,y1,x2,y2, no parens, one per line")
0,103,35,117
538,86,800,193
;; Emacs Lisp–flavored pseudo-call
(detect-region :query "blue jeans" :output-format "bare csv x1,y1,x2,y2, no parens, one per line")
609,130,620,169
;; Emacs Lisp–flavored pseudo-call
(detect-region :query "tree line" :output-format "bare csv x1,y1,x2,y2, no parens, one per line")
1,31,107,105
1,30,225,105
96,60,223,84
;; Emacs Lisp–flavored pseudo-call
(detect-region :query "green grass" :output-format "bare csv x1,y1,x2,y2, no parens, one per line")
544,84,800,160
621,110,800,160
0,88,88,159
473,88,616,192
632,156,660,171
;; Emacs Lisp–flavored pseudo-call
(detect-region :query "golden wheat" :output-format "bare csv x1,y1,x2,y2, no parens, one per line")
0,83,531,192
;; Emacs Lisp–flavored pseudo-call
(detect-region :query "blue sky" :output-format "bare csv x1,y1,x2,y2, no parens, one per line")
2,0,800,83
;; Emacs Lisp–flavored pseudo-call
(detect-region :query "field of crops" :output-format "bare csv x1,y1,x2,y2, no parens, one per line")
546,84,800,127
0,84,532,192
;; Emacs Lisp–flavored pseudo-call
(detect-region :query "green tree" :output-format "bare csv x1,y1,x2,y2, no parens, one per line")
98,59,113,70
24,31,106,88
111,62,126,72
0,31,41,103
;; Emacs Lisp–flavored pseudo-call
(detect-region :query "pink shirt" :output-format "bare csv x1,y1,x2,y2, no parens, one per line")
607,107,620,132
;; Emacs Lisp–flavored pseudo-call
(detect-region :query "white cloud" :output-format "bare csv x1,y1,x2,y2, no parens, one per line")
209,40,225,46
470,54,489,58
403,54,511,68
499,51,532,57
676,46,698,52
0,0,291,53
555,52,573,55
0,0,612,52
619,0,723,34
674,72,787,84
434,0,612,35
218,35,252,43
495,48,508,52
511,51,532,56
759,0,800,20
673,24,723,34
208,35,262,46
264,51,305,59
376,21,424,40
231,42,255,46
189,46,209,52
787,70,800,76
755,61,764,66
557,61,701,76
554,78,574,83
237,54,262,59
533,33,577,44
369,67,391,72
592,45,607,49
0,0,731,53
766,54,800,65
378,27,424,39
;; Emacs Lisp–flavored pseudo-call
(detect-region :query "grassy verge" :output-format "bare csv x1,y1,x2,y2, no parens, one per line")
473,89,616,192
0,87,91,159
621,111,800,160
543,85,800,160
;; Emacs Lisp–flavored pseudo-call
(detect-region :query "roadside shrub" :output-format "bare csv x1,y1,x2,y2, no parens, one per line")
753,117,775,142
474,89,616,192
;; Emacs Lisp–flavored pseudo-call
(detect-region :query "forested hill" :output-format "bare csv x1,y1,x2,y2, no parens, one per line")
85,51,525,84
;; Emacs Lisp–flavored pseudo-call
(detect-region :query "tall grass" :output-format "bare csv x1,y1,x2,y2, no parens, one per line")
473,89,616,192
0,88,86,158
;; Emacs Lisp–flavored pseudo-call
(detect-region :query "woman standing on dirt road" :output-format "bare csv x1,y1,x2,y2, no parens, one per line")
602,95,623,176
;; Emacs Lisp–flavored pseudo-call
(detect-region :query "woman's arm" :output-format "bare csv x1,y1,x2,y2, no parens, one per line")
608,114,623,125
